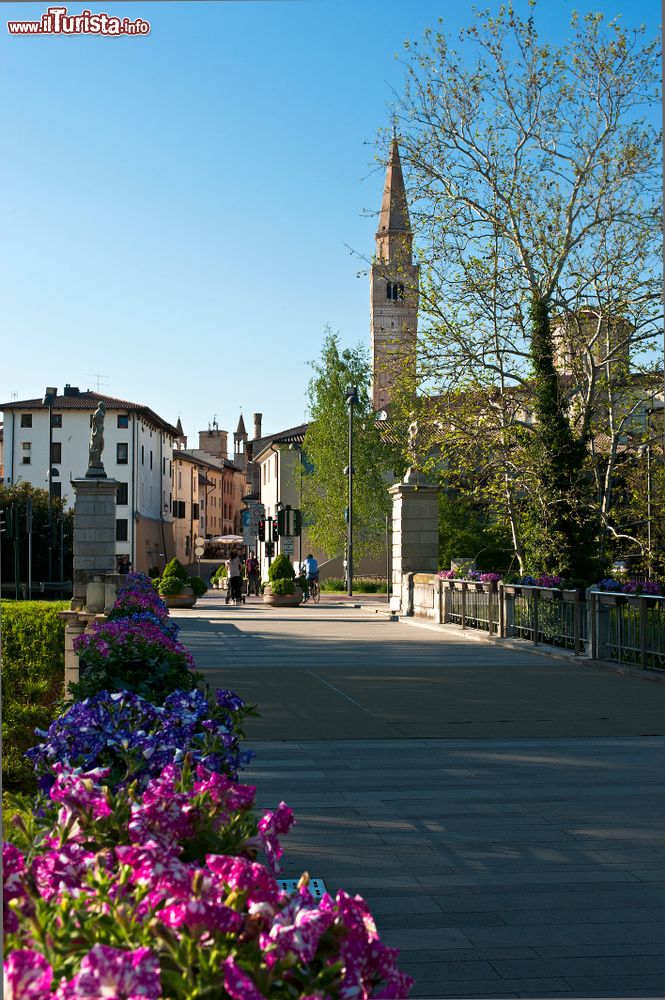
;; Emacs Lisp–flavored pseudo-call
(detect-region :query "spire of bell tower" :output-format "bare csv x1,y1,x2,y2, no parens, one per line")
370,135,419,412
376,137,413,265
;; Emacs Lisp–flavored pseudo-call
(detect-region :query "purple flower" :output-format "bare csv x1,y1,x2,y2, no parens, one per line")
3,951,53,1000
215,689,246,712
597,578,623,592
622,579,662,596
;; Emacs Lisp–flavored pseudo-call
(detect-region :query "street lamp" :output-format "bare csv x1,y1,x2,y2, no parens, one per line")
43,387,57,582
344,385,359,597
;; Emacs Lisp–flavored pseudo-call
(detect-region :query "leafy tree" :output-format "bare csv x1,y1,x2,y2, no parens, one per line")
302,330,395,560
390,4,661,578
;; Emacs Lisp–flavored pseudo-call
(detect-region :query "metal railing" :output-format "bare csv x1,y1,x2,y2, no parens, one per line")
443,580,499,634
590,592,665,671
407,575,664,671
504,585,586,654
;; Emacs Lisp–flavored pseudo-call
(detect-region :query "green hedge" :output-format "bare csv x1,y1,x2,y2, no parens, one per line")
1,601,68,794
320,578,388,593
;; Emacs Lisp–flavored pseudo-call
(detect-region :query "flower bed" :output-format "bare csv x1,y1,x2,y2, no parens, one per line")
4,573,412,999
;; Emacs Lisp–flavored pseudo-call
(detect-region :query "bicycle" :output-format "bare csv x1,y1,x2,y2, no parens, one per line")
308,578,320,604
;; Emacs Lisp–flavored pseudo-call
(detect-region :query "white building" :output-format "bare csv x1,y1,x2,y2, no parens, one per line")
0,385,179,574
250,423,311,577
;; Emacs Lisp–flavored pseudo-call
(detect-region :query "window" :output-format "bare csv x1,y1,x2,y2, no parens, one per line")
163,457,166,475
386,282,404,301
20,413,32,427
150,451,153,470
117,414,129,429
116,519,128,542
141,445,144,465
21,441,31,464
50,482,62,499
116,482,128,505
192,503,199,520
51,414,62,428
173,500,186,518
117,443,128,464
51,442,62,464
22,441,31,450
21,455,31,465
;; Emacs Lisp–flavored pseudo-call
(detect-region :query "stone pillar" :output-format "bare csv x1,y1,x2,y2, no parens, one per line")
59,611,86,700
71,476,119,608
389,480,440,614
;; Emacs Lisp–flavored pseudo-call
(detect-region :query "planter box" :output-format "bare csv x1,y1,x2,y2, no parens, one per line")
263,585,303,608
163,587,197,609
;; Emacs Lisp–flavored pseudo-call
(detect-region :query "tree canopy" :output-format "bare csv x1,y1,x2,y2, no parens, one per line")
301,330,395,560
390,4,662,578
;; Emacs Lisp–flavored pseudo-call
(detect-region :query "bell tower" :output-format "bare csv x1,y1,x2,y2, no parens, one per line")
370,136,419,411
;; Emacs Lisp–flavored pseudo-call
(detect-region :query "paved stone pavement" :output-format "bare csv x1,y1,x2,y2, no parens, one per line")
173,594,665,999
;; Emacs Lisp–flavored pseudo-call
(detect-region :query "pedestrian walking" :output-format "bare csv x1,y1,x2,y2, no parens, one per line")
246,552,260,596
226,551,244,605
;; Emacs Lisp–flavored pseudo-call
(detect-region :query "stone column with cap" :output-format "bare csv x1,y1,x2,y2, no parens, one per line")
70,400,122,610
389,465,440,615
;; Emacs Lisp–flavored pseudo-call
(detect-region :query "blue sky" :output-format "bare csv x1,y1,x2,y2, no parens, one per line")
1,0,661,443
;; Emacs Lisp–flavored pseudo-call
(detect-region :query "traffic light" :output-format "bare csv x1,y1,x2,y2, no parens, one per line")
265,541,275,558
277,508,302,536
257,519,265,542
272,519,279,541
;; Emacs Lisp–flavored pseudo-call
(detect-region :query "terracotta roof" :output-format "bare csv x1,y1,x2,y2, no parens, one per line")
0,389,180,439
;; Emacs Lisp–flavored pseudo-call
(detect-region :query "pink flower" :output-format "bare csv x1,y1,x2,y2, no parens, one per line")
3,951,53,1000
50,764,112,822
3,843,28,933
262,898,335,962
31,843,97,902
160,897,242,935
60,945,161,999
222,957,266,1000
257,802,295,873
206,854,283,907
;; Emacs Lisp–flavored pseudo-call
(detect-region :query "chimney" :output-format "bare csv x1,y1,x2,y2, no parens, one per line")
63,384,80,397
253,413,262,440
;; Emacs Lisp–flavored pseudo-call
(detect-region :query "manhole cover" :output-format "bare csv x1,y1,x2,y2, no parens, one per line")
277,877,327,899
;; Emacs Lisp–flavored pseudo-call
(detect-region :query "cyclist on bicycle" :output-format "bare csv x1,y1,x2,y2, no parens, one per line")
303,553,319,601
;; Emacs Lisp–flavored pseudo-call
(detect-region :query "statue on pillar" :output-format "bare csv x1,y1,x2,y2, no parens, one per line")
403,416,424,484
87,401,107,477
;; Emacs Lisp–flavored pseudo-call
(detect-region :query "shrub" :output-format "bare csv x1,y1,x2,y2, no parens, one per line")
321,577,345,591
158,575,184,596
162,558,188,582
270,578,295,597
187,575,207,598
1,601,68,794
210,564,228,584
267,553,295,582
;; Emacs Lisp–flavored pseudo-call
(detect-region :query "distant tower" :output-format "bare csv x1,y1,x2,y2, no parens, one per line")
370,136,419,412
233,414,248,473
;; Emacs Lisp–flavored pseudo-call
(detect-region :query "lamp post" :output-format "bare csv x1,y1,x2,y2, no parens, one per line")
344,385,359,597
43,387,57,582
